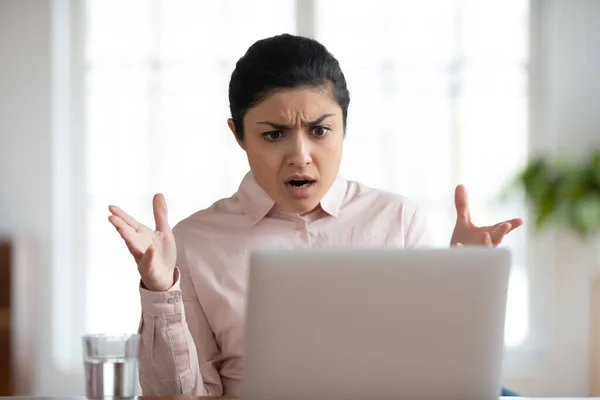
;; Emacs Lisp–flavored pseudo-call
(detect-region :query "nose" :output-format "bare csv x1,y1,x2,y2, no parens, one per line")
287,133,312,167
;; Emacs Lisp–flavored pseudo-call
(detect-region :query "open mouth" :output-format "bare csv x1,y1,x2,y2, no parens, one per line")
284,176,317,198
286,179,315,188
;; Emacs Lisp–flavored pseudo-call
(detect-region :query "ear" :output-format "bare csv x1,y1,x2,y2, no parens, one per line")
227,118,245,150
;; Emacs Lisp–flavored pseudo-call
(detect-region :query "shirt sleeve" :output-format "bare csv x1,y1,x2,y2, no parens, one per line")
137,237,224,396
404,206,435,248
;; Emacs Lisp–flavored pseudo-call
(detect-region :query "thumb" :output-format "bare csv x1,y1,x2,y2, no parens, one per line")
139,243,155,267
454,184,471,224
153,193,171,232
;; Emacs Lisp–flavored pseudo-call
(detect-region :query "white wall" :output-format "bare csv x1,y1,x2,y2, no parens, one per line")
0,3,51,230
0,0,83,395
0,0,58,395
0,0,599,396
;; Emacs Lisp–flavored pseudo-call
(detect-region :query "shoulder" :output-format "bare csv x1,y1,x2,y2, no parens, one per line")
343,179,432,247
170,194,251,276
344,179,420,219
172,194,246,244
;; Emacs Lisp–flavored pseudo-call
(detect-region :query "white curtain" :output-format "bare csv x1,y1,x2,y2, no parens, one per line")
79,0,529,366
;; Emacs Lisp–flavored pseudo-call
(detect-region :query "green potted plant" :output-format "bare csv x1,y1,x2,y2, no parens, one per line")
512,148,600,395
512,149,600,240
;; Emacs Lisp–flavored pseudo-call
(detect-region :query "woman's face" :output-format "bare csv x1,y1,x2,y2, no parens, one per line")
229,87,344,214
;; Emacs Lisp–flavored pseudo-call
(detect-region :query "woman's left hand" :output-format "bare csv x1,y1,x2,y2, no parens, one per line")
450,184,523,247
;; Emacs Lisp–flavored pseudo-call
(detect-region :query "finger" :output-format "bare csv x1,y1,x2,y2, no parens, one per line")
482,232,493,247
153,193,171,232
454,184,471,224
108,205,142,232
108,215,137,239
506,218,524,232
492,218,523,232
108,215,144,258
489,223,511,246
494,222,512,235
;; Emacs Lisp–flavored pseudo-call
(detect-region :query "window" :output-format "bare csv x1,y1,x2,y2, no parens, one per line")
314,0,530,347
62,0,530,371
81,0,297,336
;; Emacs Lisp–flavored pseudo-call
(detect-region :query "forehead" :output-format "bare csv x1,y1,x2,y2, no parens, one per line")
245,87,341,122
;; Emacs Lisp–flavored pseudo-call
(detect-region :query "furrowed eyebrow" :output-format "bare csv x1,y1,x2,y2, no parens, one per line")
257,113,335,129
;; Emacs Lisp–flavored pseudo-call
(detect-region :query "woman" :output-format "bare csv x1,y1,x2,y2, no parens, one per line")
108,34,523,396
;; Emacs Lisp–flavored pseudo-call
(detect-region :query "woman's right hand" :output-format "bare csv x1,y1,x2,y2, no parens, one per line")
108,193,177,292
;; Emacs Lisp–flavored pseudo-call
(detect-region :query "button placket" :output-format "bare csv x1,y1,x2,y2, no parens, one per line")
295,216,307,231
307,228,314,247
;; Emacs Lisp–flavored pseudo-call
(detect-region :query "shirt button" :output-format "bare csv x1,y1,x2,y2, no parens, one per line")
167,298,175,304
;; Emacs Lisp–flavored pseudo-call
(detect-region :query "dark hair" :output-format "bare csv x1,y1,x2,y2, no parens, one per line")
228,33,350,140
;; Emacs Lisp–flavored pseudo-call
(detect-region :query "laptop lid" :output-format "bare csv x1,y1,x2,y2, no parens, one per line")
242,247,511,400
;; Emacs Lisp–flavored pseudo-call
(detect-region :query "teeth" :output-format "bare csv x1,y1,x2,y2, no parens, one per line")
288,180,311,187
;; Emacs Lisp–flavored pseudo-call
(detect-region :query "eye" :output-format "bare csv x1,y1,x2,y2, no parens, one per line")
312,126,331,137
263,130,283,141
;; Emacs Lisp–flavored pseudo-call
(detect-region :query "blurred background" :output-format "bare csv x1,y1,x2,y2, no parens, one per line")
0,0,599,396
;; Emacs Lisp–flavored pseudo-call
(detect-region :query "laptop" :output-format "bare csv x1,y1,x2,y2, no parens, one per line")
241,247,511,400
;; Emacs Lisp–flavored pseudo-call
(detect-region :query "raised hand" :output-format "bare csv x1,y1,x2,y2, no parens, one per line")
450,184,523,247
108,193,177,291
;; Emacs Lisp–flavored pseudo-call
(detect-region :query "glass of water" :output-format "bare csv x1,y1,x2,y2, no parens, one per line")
82,333,140,399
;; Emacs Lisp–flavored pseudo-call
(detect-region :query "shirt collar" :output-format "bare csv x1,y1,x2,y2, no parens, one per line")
237,171,347,225
318,174,347,218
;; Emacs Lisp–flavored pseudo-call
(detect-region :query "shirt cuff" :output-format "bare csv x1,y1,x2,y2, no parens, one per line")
139,267,183,316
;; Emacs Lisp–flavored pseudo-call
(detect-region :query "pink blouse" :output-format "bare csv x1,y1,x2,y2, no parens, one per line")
137,172,431,396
